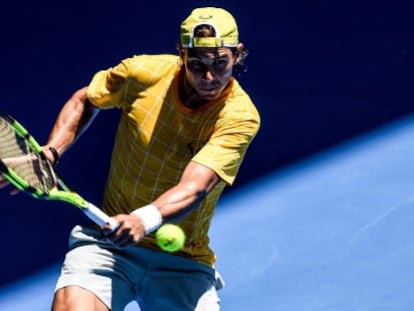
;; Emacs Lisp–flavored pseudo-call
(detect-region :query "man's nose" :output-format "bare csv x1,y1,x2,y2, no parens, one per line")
202,69,214,80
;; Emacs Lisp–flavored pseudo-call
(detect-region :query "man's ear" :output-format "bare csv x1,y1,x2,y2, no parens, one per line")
176,44,185,59
234,55,241,65
233,43,245,65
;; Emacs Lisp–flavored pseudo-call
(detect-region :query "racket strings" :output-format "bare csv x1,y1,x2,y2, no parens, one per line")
0,117,56,192
0,118,31,158
17,156,56,192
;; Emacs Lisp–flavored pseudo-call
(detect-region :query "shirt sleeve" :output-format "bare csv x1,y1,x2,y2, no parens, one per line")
192,105,260,185
87,59,130,109
87,54,179,109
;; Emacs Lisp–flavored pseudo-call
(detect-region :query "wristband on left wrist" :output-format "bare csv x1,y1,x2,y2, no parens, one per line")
48,146,59,165
131,204,162,235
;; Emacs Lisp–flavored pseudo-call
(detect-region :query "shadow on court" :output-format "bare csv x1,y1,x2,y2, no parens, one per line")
1,114,414,310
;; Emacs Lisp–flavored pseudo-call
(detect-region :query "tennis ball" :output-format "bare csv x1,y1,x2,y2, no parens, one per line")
156,224,186,252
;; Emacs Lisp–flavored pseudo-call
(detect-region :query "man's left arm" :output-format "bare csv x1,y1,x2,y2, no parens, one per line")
108,161,220,246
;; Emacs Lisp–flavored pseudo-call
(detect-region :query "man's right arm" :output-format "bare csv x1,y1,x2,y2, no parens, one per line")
43,86,100,164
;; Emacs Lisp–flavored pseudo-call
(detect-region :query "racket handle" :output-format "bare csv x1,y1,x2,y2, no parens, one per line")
83,203,119,232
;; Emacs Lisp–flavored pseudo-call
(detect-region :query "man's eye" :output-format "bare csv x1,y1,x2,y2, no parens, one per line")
188,60,204,69
213,59,226,65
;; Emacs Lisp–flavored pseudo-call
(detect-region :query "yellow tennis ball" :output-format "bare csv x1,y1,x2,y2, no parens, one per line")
156,224,186,252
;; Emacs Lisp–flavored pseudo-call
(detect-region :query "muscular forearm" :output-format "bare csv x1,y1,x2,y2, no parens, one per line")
45,87,99,157
153,180,210,222
153,161,220,222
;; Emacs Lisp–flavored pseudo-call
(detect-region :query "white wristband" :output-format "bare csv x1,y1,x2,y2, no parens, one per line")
131,204,162,235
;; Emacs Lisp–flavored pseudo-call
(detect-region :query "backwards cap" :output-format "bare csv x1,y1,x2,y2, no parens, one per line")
180,7,239,48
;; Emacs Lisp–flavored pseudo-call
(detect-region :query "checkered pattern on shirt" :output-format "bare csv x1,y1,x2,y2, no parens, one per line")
87,54,260,266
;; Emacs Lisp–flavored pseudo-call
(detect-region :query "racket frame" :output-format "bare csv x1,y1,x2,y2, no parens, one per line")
0,113,118,230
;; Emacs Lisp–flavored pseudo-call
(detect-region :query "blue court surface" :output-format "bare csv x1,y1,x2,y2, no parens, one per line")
1,114,414,310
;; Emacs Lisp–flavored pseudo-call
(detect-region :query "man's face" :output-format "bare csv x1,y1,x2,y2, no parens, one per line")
183,47,236,101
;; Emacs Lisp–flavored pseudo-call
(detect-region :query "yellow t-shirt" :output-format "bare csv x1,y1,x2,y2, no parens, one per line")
87,54,260,266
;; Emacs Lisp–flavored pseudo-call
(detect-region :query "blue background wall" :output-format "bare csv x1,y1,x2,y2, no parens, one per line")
0,0,413,286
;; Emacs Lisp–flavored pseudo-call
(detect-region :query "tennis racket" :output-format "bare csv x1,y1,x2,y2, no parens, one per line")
0,113,119,231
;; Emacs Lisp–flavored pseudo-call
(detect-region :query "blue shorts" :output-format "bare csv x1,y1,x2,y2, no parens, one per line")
55,225,224,311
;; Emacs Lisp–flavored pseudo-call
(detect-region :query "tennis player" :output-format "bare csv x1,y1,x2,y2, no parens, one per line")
7,7,260,311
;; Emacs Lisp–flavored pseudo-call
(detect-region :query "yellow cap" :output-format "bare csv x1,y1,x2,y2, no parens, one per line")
180,7,239,48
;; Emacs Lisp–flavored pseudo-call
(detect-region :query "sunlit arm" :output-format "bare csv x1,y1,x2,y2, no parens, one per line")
153,161,221,222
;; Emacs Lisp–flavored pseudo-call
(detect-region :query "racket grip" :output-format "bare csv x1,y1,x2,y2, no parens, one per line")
83,203,119,232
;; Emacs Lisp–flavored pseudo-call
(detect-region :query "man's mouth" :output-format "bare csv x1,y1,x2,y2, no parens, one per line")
199,84,219,92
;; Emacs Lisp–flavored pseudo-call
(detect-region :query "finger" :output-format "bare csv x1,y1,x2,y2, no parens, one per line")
0,178,20,195
0,174,8,183
101,223,115,236
111,231,133,247
10,188,20,195
110,226,143,247
0,180,9,189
